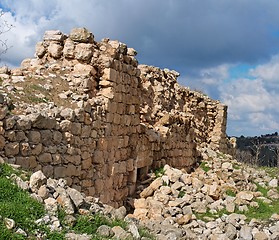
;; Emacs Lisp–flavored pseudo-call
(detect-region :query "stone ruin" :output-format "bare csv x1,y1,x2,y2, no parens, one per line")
0,28,231,207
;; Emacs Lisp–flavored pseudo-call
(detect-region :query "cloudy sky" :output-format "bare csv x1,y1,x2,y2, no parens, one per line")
1,0,279,137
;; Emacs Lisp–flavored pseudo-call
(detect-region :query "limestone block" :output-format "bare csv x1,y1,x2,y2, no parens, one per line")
42,165,54,178
63,38,75,58
98,87,114,99
64,155,81,166
65,164,77,177
71,122,82,135
54,166,66,178
20,142,31,156
81,125,91,138
102,68,118,82
69,28,94,43
81,157,92,169
73,63,96,77
0,135,5,150
75,43,93,62
15,156,30,169
31,143,43,156
29,170,47,193
41,130,53,146
53,131,62,144
94,179,104,194
28,156,37,169
5,142,19,157
4,116,16,130
31,114,56,129
27,131,41,144
48,42,63,59
60,108,75,121
43,30,65,42
60,120,72,132
35,42,46,58
38,153,52,163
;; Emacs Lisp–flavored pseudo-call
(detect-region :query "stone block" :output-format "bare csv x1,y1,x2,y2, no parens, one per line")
5,142,19,157
48,42,63,59
54,166,66,178
102,68,118,82
38,153,52,163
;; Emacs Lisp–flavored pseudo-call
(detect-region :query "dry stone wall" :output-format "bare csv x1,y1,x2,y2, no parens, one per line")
0,28,231,207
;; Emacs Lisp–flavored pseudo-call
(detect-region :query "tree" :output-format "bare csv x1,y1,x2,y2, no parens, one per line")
0,10,13,59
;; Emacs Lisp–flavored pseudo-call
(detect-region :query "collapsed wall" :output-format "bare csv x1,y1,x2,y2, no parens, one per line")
0,28,230,207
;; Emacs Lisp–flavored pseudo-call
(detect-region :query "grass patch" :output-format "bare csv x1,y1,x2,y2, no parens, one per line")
255,183,268,197
73,214,127,236
138,227,156,240
225,189,236,197
154,167,165,178
258,166,279,178
232,163,241,170
0,163,45,238
199,161,210,172
241,199,279,221
195,208,229,222
178,190,186,198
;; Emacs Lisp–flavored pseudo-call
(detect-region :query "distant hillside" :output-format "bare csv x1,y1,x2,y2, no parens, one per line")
236,132,279,167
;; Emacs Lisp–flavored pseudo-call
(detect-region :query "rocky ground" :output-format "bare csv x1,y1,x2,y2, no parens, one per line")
2,147,279,239
129,148,279,240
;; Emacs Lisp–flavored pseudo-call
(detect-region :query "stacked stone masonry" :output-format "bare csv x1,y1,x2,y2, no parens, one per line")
0,28,231,207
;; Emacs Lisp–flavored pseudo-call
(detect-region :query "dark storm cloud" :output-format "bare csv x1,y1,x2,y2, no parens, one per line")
2,0,279,71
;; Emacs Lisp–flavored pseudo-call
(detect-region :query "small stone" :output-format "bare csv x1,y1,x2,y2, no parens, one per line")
239,225,252,240
111,226,132,239
176,214,192,225
268,179,278,188
96,225,113,237
29,170,47,193
65,233,91,240
253,231,268,240
4,218,15,229
236,191,254,201
15,228,27,236
66,187,85,208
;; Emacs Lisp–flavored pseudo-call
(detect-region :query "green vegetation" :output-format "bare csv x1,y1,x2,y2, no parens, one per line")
0,163,45,239
73,214,127,235
178,190,186,198
154,167,165,178
199,161,210,172
195,208,228,222
255,183,268,197
232,163,241,170
0,163,153,240
238,199,279,221
225,189,236,197
258,166,279,178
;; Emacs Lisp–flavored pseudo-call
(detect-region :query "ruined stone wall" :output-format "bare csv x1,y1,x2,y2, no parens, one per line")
0,28,230,206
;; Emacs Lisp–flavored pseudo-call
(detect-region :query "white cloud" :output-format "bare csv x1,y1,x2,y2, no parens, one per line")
250,55,279,82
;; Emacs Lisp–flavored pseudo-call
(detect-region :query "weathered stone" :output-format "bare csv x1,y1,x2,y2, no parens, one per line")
63,38,75,58
44,30,65,42
4,218,15,230
66,187,85,208
239,225,252,240
5,142,19,156
69,28,94,43
35,41,46,58
29,170,47,192
96,225,113,237
75,43,93,62
236,191,254,201
48,42,63,59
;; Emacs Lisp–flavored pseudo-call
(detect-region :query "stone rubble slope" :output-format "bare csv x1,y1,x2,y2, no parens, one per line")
2,163,148,239
129,148,279,240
